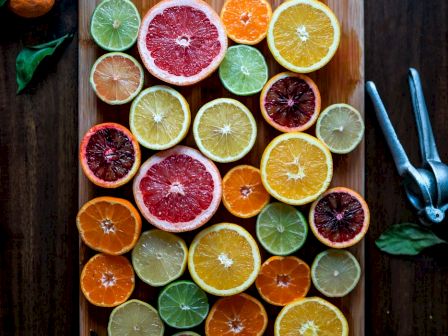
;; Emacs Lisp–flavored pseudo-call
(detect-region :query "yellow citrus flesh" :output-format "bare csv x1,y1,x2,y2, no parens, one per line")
260,133,333,205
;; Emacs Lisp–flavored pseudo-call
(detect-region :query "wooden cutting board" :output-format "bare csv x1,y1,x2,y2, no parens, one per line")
78,0,364,335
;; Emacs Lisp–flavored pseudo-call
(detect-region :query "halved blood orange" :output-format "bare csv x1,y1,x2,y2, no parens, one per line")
205,293,268,336
309,187,370,248
80,123,141,188
76,196,142,255
80,253,135,307
133,145,222,232
138,0,228,86
255,256,310,306
260,72,321,132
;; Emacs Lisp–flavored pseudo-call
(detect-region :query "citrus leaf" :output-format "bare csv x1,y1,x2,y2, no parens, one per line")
376,223,447,256
16,33,73,93
0,0,6,7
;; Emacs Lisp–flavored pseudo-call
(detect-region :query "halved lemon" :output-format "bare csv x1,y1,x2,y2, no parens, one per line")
260,132,333,205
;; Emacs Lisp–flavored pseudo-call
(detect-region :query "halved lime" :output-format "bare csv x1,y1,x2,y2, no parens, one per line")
108,299,164,336
172,332,201,336
90,0,141,51
311,249,361,297
219,45,268,96
132,230,188,287
316,103,365,154
256,202,308,255
158,280,209,329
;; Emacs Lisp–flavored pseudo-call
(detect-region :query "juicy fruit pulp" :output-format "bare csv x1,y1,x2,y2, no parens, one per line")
9,0,54,18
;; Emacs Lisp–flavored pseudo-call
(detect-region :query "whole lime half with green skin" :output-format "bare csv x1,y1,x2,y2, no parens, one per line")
172,332,202,336
90,0,141,51
219,45,268,96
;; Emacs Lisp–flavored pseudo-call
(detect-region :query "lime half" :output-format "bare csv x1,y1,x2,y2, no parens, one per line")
158,280,209,329
108,299,164,336
316,103,365,154
132,230,188,287
172,332,201,336
91,0,141,51
256,202,308,255
311,249,361,297
219,45,268,96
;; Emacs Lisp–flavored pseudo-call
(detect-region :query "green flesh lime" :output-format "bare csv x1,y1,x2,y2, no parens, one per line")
172,332,202,336
311,249,361,297
256,202,308,255
316,103,365,154
90,0,141,51
219,45,268,96
108,299,165,336
158,280,209,329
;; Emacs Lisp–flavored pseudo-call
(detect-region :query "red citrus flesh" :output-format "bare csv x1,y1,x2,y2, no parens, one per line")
138,0,227,86
133,145,222,232
80,123,141,188
260,72,321,132
309,187,370,248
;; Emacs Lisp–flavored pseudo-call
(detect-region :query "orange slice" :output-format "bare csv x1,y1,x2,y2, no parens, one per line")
80,253,135,307
77,196,142,255
222,165,270,218
256,256,310,306
205,293,268,336
220,0,272,45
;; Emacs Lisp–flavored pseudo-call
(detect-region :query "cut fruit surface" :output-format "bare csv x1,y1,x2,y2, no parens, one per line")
108,299,165,336
311,249,361,297
222,165,270,218
80,123,141,188
80,253,134,307
172,333,201,336
274,297,349,336
220,0,272,45
90,0,141,51
138,0,227,86
256,256,310,306
193,98,257,163
267,0,340,73
158,280,209,329
309,187,370,248
188,223,261,296
256,202,307,255
76,196,141,255
130,86,190,150
316,103,365,154
205,293,268,336
219,45,268,96
260,72,321,132
133,146,222,232
260,132,333,205
132,230,187,286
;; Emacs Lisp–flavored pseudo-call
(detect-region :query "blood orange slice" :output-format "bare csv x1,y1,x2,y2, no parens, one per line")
80,123,141,188
138,0,228,86
260,72,321,132
309,187,370,248
133,145,222,232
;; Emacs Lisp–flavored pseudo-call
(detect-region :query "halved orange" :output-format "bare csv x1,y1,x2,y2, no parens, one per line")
77,196,142,255
220,0,272,45
205,293,268,336
255,256,310,306
80,253,135,307
222,165,270,218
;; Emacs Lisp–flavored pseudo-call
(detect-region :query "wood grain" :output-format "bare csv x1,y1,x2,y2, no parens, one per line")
78,0,364,335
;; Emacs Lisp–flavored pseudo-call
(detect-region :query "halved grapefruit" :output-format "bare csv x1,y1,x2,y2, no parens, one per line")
133,145,222,232
138,0,228,86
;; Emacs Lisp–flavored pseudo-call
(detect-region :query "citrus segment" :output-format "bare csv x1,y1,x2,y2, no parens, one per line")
172,333,201,336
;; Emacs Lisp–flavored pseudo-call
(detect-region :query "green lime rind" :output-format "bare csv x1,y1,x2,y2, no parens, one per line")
256,202,308,255
158,280,209,329
219,45,268,96
90,0,141,51
172,332,202,336
311,249,361,298
108,299,165,336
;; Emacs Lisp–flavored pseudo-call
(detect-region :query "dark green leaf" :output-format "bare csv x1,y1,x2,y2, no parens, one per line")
16,33,73,93
0,0,6,8
376,223,447,256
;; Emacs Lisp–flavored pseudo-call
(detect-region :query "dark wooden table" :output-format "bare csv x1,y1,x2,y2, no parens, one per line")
0,0,447,335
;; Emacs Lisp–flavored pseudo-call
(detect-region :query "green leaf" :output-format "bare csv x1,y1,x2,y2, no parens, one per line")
16,33,73,93
0,0,6,7
376,223,447,256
